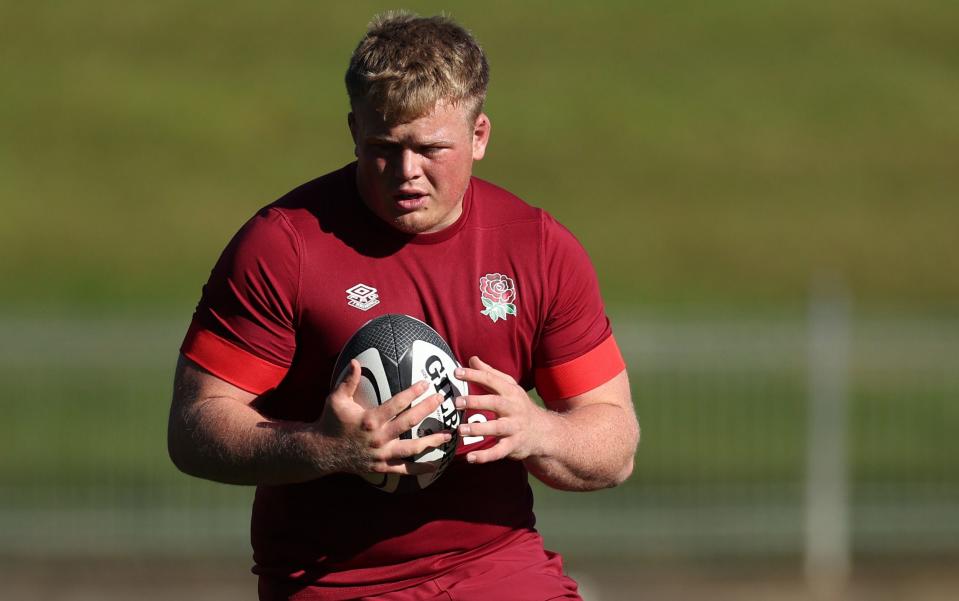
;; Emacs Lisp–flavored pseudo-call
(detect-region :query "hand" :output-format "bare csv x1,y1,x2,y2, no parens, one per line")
453,356,549,464
313,360,452,477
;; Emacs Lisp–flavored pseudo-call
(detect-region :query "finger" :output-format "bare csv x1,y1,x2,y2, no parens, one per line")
458,417,509,439
468,356,517,384
374,457,440,475
464,442,511,465
454,366,514,396
389,431,454,459
383,393,445,440
378,380,431,420
453,394,503,414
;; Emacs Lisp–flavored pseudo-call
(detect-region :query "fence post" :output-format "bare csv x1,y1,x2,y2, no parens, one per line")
804,280,851,599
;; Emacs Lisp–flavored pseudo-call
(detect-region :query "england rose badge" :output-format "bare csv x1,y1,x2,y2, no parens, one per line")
479,273,517,322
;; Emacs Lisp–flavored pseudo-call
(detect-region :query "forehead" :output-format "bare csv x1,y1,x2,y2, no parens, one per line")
353,100,472,140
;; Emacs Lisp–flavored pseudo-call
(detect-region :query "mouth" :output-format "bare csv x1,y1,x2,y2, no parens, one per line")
393,191,429,211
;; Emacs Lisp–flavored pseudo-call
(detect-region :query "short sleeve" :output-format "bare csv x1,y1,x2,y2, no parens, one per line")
180,207,300,394
533,214,625,401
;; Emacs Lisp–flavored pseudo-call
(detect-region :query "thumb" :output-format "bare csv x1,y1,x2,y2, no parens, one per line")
333,359,362,400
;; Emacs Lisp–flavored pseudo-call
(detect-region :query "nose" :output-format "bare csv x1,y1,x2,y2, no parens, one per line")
394,148,422,181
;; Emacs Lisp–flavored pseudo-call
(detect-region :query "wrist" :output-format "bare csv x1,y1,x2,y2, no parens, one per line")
291,424,366,479
276,424,336,480
525,406,566,460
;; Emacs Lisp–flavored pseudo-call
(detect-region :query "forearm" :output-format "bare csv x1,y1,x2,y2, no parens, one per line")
523,402,638,491
168,356,352,486
170,355,449,487
168,395,340,486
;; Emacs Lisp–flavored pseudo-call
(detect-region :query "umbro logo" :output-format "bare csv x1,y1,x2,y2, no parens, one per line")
346,283,380,311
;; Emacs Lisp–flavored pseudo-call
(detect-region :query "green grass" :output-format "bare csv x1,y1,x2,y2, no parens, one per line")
1,1,958,313
0,360,253,512
854,376,959,486
1,365,176,486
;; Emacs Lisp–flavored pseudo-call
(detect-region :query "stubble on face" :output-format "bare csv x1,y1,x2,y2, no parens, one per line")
350,100,489,235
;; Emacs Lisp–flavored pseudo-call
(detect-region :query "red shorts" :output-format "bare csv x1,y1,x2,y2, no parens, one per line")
259,531,581,601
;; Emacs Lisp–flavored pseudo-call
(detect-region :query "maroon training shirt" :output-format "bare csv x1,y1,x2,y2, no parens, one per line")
181,163,624,597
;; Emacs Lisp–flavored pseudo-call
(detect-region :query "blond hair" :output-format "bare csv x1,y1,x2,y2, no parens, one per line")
345,12,490,124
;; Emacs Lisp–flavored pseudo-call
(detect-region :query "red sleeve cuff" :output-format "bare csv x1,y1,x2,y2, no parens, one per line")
180,320,289,395
534,335,625,402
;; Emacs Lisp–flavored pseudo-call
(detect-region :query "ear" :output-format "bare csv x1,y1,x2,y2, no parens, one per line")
348,112,358,157
472,113,491,161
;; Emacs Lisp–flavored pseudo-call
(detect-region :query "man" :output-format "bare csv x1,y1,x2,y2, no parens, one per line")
168,12,638,601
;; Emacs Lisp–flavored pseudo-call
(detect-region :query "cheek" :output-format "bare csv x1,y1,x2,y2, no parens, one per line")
357,147,386,166
429,156,471,189
369,154,388,170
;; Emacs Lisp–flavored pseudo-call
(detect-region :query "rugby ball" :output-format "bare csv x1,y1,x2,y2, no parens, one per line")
331,314,466,493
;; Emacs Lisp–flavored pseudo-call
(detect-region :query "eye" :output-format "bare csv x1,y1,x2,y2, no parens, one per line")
420,145,448,157
368,141,400,156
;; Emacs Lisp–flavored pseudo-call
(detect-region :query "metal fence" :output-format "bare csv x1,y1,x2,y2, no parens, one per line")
1,308,957,563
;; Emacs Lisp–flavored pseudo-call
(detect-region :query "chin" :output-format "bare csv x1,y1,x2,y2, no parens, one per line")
390,214,436,235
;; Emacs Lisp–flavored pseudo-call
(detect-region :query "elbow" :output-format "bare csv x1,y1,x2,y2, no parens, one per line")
576,458,633,491
583,443,637,491
608,421,640,487
167,414,204,479
618,455,635,485
604,455,635,489
168,435,211,481
167,429,193,476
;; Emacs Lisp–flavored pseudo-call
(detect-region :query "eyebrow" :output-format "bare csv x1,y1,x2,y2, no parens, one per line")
365,135,454,147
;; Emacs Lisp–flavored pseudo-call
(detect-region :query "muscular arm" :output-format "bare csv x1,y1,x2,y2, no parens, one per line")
455,358,639,492
522,370,637,490
167,354,449,486
168,355,327,485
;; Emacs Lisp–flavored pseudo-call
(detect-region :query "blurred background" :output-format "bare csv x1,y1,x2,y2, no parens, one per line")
1,1,957,599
